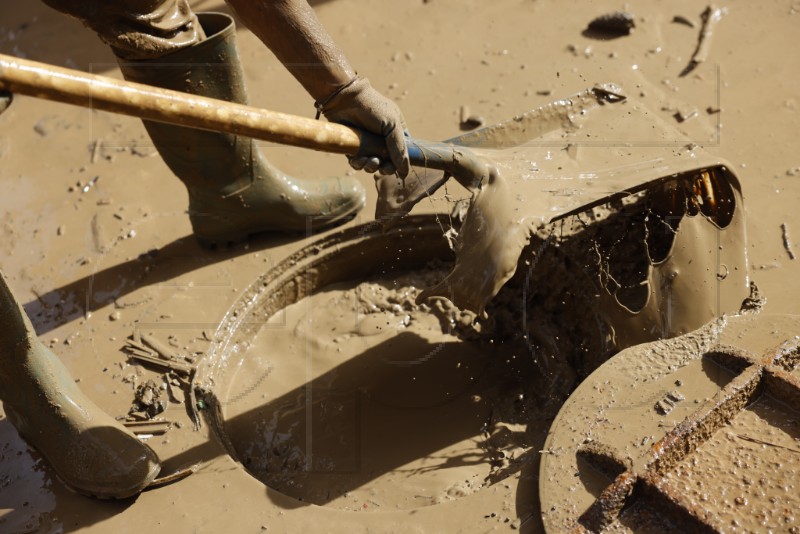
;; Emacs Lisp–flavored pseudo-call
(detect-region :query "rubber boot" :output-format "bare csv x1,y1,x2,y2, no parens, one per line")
0,272,161,499
117,12,366,246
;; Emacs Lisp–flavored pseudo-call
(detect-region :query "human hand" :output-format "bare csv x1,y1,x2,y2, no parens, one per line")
318,77,410,178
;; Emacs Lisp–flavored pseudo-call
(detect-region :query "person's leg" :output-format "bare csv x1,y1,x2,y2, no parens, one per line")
41,0,205,59
0,271,160,498
43,1,366,245
116,12,366,245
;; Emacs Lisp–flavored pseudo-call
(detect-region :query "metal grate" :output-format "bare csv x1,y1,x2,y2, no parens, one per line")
540,314,800,533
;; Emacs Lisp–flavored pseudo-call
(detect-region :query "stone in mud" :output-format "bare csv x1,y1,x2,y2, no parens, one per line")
586,11,635,37
129,379,167,419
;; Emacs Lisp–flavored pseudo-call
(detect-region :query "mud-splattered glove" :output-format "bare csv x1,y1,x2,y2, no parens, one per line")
0,89,12,116
317,76,410,178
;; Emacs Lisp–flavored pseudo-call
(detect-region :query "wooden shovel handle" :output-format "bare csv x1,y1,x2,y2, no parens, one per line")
0,52,365,155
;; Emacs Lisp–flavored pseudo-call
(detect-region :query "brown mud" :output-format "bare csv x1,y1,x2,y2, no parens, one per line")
1,0,799,532
540,314,800,532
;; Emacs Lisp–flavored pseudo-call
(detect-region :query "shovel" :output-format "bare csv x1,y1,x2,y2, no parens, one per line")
0,53,735,316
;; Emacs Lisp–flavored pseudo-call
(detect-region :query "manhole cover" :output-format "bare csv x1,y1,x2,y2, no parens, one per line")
540,313,800,533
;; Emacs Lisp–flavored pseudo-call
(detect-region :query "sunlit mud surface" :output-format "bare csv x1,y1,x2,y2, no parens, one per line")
0,0,799,531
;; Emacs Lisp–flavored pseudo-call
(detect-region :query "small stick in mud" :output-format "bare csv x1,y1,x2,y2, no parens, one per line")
781,223,796,260
125,337,157,355
140,332,180,361
145,464,200,490
90,139,102,164
124,346,158,360
680,5,726,77
672,15,695,28
736,433,800,454
127,351,193,376
122,419,173,435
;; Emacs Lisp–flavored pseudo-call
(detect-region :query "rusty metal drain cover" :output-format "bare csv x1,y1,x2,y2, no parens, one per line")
540,313,800,533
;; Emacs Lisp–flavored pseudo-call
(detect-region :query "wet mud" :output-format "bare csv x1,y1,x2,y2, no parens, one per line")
221,265,534,510
1,0,799,532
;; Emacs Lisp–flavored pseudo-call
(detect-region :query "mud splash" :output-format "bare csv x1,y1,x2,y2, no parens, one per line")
380,89,748,323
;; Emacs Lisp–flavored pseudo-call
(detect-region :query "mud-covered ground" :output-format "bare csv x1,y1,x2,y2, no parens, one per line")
0,0,798,532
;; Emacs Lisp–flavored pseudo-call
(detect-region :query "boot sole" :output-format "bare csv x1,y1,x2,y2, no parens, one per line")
69,461,162,500
4,405,162,500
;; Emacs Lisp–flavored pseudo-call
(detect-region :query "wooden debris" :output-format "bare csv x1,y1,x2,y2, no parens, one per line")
91,139,102,163
141,333,179,361
781,222,796,260
123,419,173,436
126,350,193,376
146,464,200,489
680,5,726,77
671,15,695,28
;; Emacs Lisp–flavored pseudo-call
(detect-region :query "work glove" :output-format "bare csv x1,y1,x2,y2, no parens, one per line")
0,89,11,116
318,77,410,178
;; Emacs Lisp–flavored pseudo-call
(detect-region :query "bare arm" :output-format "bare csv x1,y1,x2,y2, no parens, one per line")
224,0,353,101
224,0,409,176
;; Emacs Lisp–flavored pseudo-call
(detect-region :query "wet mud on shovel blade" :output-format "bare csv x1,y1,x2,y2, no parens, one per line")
376,84,741,316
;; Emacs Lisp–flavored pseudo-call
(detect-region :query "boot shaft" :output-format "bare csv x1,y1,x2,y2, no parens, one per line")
0,272,36,357
117,12,256,196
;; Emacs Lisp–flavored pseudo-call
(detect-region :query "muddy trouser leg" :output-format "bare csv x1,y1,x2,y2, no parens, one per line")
39,3,366,243
38,0,205,59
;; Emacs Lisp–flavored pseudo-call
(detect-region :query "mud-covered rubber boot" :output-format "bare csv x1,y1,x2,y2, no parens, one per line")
117,12,365,246
0,273,161,499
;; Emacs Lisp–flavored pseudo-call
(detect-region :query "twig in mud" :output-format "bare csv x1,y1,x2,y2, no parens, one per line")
122,419,173,435
188,370,202,431
91,139,102,164
127,351,193,376
30,288,49,308
124,346,158,360
125,338,157,356
782,223,796,260
672,15,695,28
140,332,180,361
680,5,726,77
736,433,800,454
145,464,200,489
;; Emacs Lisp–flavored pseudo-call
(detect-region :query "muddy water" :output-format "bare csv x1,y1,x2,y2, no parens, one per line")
221,266,540,510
